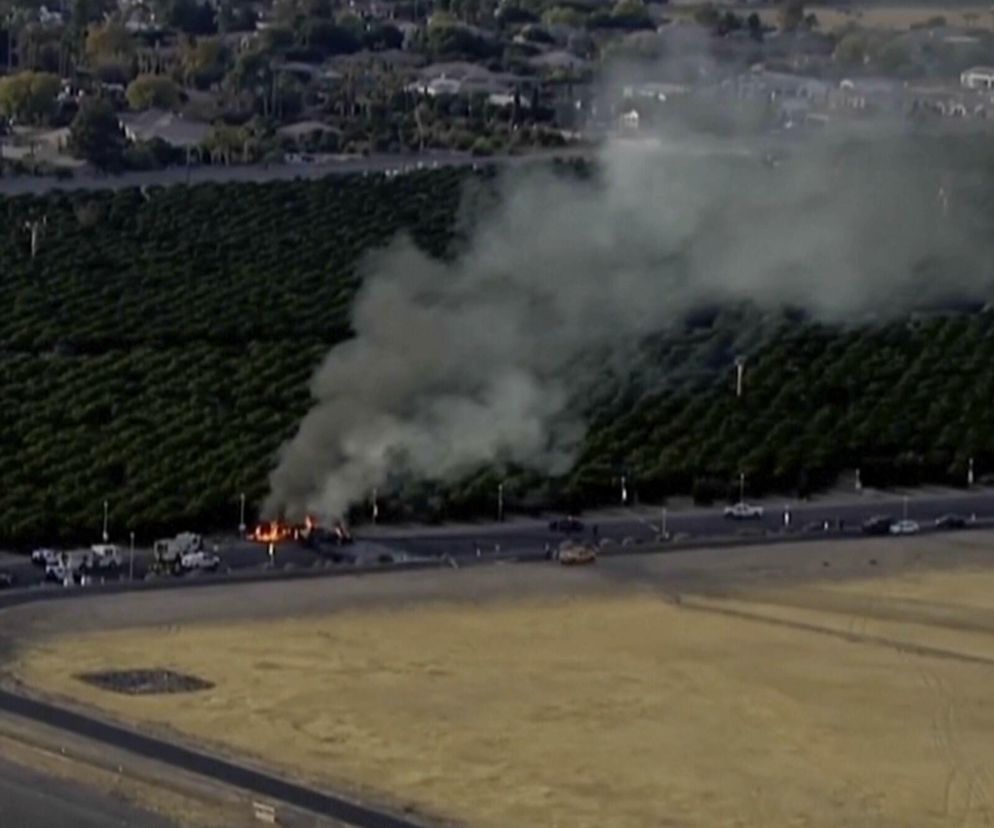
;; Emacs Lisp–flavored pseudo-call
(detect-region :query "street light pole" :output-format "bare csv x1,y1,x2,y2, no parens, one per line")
102,500,109,543
129,531,135,581
238,492,246,535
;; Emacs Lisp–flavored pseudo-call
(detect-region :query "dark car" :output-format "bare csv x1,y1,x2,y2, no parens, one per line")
549,517,584,533
934,513,967,530
0,571,15,589
862,515,893,535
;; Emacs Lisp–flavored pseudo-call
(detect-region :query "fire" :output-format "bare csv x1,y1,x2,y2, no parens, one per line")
247,515,319,544
248,520,293,544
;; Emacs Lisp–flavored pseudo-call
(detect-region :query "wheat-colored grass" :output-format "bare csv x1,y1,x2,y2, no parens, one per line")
755,5,994,32
12,570,994,828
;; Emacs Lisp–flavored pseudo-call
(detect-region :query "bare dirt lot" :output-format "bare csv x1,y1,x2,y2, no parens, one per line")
5,534,994,828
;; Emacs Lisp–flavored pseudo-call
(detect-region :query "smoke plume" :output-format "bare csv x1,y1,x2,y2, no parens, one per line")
266,125,992,521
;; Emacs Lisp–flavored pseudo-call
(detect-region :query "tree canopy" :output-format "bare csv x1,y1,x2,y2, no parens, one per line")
0,70,59,124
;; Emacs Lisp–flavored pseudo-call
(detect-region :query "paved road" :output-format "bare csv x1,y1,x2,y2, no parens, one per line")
0,756,173,828
3,489,994,592
372,490,994,559
0,147,591,196
0,689,427,828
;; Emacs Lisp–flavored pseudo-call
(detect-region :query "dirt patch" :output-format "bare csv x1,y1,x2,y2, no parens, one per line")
76,669,213,696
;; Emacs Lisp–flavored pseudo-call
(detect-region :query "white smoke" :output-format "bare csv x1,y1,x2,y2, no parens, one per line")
265,125,989,521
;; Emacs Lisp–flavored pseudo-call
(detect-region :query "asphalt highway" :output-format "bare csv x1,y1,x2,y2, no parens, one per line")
0,757,174,828
0,689,428,828
371,490,994,559
3,490,994,591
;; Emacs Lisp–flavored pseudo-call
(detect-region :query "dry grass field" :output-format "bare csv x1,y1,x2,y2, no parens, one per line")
9,558,994,828
675,4,994,32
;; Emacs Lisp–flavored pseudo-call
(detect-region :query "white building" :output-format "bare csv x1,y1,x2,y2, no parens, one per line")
961,66,994,90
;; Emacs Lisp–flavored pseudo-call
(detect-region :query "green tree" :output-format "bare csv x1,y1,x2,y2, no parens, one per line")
304,19,360,55
179,35,228,88
126,73,181,110
84,20,133,65
0,70,59,123
68,96,127,170
777,0,804,31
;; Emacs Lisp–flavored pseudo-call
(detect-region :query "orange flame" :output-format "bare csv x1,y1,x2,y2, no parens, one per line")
248,520,293,544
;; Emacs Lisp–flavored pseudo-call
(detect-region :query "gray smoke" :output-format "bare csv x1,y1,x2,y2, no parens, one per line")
265,125,991,521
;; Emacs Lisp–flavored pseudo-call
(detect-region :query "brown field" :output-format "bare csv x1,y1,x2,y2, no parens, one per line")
805,5,994,32
670,3,994,32
6,534,994,828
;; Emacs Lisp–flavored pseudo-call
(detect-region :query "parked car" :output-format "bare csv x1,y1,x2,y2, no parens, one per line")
84,544,121,574
549,516,584,533
180,550,220,572
31,547,59,567
45,561,82,584
862,515,894,535
934,514,967,530
890,519,920,536
724,502,764,520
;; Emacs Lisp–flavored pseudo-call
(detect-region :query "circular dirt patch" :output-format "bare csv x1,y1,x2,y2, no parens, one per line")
76,669,214,695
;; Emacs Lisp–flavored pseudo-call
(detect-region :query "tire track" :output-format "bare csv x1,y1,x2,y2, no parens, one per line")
674,598,994,669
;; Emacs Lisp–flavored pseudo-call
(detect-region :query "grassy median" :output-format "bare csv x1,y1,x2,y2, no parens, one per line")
11,569,994,828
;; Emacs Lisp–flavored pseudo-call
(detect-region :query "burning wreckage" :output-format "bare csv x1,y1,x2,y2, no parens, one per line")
247,516,354,556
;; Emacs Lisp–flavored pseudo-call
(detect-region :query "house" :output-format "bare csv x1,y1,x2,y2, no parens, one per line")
119,109,211,149
619,109,640,131
961,66,994,90
835,77,906,112
409,62,531,98
622,81,690,102
529,50,590,75
277,121,341,149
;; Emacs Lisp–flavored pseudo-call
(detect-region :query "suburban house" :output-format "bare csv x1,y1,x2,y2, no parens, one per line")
835,77,906,112
961,66,994,90
277,120,341,147
119,109,211,157
409,62,532,98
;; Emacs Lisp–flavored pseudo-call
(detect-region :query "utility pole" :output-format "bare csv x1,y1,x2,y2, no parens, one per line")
24,216,45,258
102,500,109,543
734,357,745,398
129,531,135,581
497,482,504,523
238,492,246,535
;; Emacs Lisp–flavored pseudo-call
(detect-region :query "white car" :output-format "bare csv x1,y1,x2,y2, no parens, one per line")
31,547,59,567
889,520,920,536
724,502,764,520
180,550,220,572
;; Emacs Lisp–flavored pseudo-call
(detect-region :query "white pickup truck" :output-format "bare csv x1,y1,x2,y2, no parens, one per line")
180,550,220,572
86,544,121,573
